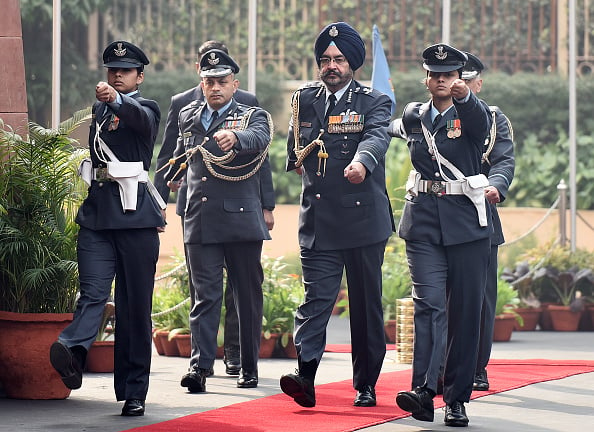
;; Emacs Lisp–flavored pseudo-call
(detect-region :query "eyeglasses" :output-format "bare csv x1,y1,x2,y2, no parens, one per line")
319,56,348,67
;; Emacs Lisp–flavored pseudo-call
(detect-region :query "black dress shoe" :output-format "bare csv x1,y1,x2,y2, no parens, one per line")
354,384,376,407
224,347,241,376
49,341,83,390
121,399,145,416
180,367,209,393
237,370,258,388
473,369,489,391
280,372,316,407
396,386,435,422
444,401,469,427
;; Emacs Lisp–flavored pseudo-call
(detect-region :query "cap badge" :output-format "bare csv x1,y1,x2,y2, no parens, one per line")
329,25,339,37
207,52,220,66
114,42,127,57
434,45,448,60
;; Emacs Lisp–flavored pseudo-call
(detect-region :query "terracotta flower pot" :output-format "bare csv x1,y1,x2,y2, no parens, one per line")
259,333,279,358
514,307,542,331
384,319,397,343
86,340,115,373
174,333,192,358
152,329,166,355
0,311,73,399
547,304,582,331
157,331,180,356
283,333,298,359
493,314,516,342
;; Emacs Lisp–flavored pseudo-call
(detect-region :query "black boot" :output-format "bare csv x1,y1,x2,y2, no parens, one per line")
223,346,241,376
280,358,317,407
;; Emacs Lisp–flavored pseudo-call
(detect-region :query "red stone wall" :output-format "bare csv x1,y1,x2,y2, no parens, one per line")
0,0,28,135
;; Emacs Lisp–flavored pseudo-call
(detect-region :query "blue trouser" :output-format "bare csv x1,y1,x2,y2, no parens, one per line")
185,241,263,373
295,240,387,390
60,226,159,401
406,238,489,403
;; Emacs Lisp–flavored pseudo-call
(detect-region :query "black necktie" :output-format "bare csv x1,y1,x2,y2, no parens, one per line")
210,110,219,124
325,94,337,120
432,113,442,130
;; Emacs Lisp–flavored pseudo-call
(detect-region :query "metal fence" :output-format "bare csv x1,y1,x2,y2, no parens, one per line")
89,0,594,80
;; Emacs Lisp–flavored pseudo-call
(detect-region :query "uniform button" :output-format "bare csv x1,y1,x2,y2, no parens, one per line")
315,193,321,199
435,172,441,178
355,201,361,206
239,207,244,212
201,197,208,202
98,182,104,187
201,176,207,181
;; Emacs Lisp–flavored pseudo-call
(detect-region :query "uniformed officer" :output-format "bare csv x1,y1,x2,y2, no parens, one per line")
461,52,515,392
389,43,491,427
280,22,394,408
50,40,164,416
153,40,276,377
163,49,272,392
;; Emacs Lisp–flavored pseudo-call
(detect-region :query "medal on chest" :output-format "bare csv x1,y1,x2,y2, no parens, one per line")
327,111,365,134
446,119,461,138
108,114,120,131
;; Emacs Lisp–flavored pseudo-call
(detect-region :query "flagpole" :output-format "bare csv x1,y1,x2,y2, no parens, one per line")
569,0,577,251
52,0,61,129
248,0,257,95
442,0,451,44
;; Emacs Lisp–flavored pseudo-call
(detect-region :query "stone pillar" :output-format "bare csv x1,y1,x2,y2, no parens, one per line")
0,0,28,134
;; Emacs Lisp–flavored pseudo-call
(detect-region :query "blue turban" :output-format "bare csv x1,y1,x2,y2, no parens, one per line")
314,22,366,71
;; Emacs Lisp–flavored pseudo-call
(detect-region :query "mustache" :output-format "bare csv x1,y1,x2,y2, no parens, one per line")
321,69,343,79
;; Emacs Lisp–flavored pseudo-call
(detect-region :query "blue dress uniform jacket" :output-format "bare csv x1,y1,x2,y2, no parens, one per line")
168,100,271,244
286,80,395,250
76,94,164,229
154,87,275,215
482,105,515,246
397,92,492,246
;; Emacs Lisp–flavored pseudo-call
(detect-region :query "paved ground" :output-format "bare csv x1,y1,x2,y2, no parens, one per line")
1,316,594,432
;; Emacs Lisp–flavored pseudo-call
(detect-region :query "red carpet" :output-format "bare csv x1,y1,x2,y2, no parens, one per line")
124,359,594,432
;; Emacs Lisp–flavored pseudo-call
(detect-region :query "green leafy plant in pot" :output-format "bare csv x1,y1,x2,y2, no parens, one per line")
0,110,90,313
0,109,91,399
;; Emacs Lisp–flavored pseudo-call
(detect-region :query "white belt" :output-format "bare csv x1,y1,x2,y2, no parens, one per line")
93,167,148,183
418,179,465,196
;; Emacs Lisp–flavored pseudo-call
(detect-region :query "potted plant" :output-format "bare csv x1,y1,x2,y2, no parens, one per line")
151,255,191,357
86,301,116,372
260,255,303,358
0,109,91,399
381,241,413,343
501,262,542,331
493,276,523,342
518,242,594,331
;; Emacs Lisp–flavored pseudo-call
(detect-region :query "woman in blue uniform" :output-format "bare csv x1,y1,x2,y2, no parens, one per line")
49,40,164,417
389,44,491,427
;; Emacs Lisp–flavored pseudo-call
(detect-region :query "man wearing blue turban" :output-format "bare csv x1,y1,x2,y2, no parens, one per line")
280,22,395,409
